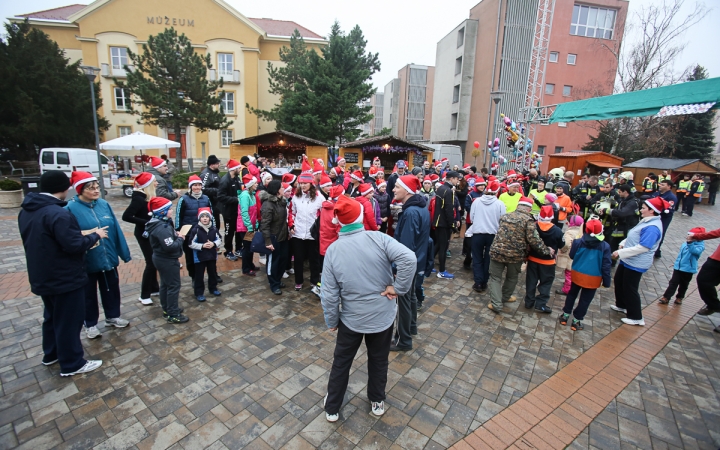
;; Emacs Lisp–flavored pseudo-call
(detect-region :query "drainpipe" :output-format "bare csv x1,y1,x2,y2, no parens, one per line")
484,0,503,169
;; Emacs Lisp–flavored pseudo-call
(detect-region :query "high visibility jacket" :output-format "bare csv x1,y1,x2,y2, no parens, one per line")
676,180,690,193
658,174,671,183
694,181,705,197
643,178,657,192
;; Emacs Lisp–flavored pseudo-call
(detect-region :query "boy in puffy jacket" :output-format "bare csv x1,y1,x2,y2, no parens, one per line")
659,226,705,305
559,219,612,331
187,208,223,302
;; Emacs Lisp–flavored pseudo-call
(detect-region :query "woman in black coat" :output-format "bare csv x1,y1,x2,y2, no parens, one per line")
122,172,159,305
260,180,289,295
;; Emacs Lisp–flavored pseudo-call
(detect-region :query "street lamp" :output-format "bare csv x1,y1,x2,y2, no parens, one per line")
484,91,504,169
80,65,106,199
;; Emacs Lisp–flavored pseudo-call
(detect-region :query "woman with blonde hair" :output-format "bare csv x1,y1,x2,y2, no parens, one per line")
122,172,160,305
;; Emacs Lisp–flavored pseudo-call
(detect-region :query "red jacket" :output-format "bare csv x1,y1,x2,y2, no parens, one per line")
355,196,378,231
693,228,720,261
319,200,340,255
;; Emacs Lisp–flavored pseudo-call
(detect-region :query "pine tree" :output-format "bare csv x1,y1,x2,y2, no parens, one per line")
670,65,716,161
0,20,109,160
118,28,231,168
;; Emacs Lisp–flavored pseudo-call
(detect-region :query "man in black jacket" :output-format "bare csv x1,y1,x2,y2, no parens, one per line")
18,171,106,377
433,171,461,279
200,155,222,229
217,159,243,260
607,184,640,254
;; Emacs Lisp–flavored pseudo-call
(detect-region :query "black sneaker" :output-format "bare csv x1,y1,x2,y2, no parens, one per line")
166,314,189,324
472,284,483,293
559,313,570,326
571,319,584,331
162,308,184,318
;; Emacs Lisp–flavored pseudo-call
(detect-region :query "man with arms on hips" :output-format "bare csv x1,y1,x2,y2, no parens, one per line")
321,195,416,422
18,171,107,376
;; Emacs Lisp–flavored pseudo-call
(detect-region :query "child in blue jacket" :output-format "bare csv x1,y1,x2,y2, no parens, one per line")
659,226,705,305
560,219,612,331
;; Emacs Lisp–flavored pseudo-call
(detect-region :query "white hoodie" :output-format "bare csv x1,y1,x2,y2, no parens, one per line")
468,194,506,235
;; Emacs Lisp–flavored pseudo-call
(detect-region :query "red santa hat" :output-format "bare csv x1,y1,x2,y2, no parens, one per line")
150,156,166,169
508,180,521,188
488,175,497,181
350,170,364,182
434,160,443,168
148,197,172,215
373,156,381,163
281,182,292,195
396,174,421,195
359,183,375,196
71,171,97,194
430,174,440,183
463,163,471,171
312,159,324,175
298,172,314,184
134,172,155,190
329,185,345,200
197,207,212,219
538,205,554,222
506,169,517,178
377,179,387,189
332,166,344,175
475,176,486,185
188,174,202,188
486,180,500,193
645,197,671,214
586,219,604,237
226,159,241,171
282,173,297,185
517,196,533,208
333,195,364,226
301,155,312,173
242,174,257,189
336,157,345,165
688,226,706,235
423,175,432,184
368,166,379,178
319,173,332,188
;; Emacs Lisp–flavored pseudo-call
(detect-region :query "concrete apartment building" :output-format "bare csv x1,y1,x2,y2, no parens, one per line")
382,65,435,141
430,0,628,169
362,92,384,136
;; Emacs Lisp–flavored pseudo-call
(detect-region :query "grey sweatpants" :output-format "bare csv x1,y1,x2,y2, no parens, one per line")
153,255,182,316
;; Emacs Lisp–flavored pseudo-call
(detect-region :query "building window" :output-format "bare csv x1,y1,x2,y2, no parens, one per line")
567,53,577,65
118,126,132,137
221,130,233,147
218,53,233,76
114,87,130,110
555,146,564,153
571,4,616,39
221,92,235,114
563,85,572,96
450,113,458,130
452,85,460,103
457,28,465,48
455,57,462,75
110,47,128,70
545,83,555,95
537,145,546,155
549,51,559,63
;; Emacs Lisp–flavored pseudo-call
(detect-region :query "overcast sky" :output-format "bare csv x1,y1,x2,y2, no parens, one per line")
3,0,718,92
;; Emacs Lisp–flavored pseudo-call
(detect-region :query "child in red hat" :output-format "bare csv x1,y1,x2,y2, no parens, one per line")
659,227,706,305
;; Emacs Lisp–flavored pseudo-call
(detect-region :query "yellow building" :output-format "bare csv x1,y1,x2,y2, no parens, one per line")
10,0,326,160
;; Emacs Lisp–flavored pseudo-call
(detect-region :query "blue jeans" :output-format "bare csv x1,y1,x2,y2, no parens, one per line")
470,233,494,285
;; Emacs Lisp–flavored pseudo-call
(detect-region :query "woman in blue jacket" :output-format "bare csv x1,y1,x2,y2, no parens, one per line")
66,172,131,340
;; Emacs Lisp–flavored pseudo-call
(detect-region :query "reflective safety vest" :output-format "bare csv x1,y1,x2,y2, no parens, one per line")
676,180,690,193
658,174,671,183
643,178,656,192
694,181,705,197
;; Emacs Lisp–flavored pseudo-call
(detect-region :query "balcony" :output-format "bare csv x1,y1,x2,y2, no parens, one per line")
101,63,134,78
208,69,241,84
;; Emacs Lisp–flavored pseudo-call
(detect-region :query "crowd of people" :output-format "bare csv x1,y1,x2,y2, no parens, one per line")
18,154,720,424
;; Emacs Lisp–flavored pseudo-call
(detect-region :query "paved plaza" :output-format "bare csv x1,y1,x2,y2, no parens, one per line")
0,190,718,449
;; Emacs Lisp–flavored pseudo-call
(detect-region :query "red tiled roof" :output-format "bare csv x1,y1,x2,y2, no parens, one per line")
248,18,324,39
15,4,86,21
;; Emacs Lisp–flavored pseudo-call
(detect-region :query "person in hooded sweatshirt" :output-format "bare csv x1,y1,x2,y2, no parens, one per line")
559,219,612,331
146,156,179,200
146,197,189,324
19,171,106,377
524,206,565,313
186,208,222,302
468,180,505,293
65,171,132,340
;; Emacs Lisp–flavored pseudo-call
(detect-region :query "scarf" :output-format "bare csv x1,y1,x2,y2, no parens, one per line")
198,219,211,233
340,223,364,233
191,191,203,199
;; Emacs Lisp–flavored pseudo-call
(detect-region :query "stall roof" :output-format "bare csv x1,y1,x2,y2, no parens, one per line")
623,158,709,170
232,130,327,146
587,160,622,169
549,77,720,123
342,135,434,152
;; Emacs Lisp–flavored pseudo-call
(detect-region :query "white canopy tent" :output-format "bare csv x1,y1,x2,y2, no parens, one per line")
99,132,181,171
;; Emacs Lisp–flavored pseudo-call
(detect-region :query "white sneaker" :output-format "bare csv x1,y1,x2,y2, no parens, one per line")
324,394,339,422
288,268,295,274
138,297,153,305
610,305,627,314
86,326,102,339
60,360,102,377
105,317,129,328
282,272,289,279
311,284,321,297
371,401,385,416
621,318,645,326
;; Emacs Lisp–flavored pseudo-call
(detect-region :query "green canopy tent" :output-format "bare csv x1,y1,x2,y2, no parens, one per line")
547,77,720,124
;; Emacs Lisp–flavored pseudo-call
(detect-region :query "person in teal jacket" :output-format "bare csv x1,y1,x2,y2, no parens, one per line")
65,172,131,340
237,174,259,275
659,226,705,305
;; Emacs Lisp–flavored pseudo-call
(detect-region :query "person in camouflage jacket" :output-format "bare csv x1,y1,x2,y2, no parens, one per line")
487,198,553,312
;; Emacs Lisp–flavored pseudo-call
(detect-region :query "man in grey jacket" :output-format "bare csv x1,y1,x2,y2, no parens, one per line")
321,195,416,423
147,156,179,201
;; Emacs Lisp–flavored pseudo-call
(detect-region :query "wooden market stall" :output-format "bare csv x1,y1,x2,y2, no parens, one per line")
230,130,328,169
623,157,719,203
545,151,624,187
339,135,434,172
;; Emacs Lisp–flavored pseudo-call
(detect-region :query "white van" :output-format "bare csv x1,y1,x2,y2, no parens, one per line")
40,148,111,189
425,144,464,169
